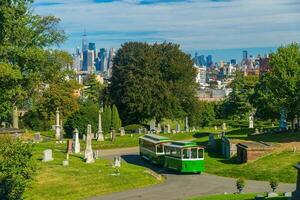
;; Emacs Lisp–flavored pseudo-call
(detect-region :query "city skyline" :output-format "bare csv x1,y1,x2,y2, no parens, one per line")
33,0,300,60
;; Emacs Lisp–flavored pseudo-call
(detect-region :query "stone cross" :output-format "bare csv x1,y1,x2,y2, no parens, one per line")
185,116,189,132
55,109,61,140
97,109,104,141
12,106,19,129
84,124,94,163
72,129,80,153
42,149,53,162
249,114,254,129
292,163,300,199
120,127,125,136
176,123,181,133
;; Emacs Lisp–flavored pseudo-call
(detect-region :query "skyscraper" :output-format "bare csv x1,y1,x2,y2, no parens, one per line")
88,43,96,55
82,32,88,52
199,55,206,66
206,55,213,67
243,50,248,60
99,48,108,72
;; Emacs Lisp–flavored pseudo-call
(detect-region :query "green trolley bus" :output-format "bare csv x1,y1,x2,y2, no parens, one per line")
139,134,171,165
164,141,205,173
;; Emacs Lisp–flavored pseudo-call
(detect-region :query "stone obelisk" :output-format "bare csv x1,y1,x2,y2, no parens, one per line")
84,124,94,163
97,109,104,141
55,109,61,140
12,106,19,129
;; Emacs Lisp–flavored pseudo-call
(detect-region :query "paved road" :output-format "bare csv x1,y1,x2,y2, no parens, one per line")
88,147,295,200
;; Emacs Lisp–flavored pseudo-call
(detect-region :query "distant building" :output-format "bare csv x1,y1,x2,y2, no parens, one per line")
242,50,248,60
206,55,213,67
195,65,207,85
230,59,236,65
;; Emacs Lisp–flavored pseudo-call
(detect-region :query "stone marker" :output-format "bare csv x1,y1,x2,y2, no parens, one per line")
12,106,19,129
114,156,121,168
67,140,73,154
84,125,94,164
93,150,101,159
138,128,142,134
43,149,53,162
185,116,189,132
255,128,259,134
83,134,86,141
62,160,69,166
120,127,125,136
166,124,171,134
249,114,254,128
149,120,156,131
110,130,116,141
292,163,300,199
284,192,292,197
72,129,80,153
156,123,161,134
34,132,41,142
267,192,278,198
97,109,104,141
176,123,181,133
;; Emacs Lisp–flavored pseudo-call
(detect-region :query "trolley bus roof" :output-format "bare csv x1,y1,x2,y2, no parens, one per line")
164,141,204,148
140,134,171,144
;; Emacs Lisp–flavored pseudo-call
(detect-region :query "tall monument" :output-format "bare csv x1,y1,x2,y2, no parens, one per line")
55,109,61,140
185,116,189,132
97,109,104,141
84,124,94,163
12,106,19,129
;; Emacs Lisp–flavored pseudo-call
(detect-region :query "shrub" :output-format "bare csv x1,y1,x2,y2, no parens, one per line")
0,136,36,200
270,178,278,192
124,124,144,133
23,110,51,131
236,178,245,194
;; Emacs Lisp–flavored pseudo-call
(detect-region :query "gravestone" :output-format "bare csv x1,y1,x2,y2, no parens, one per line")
42,149,53,162
255,128,259,134
280,108,287,130
84,125,94,164
93,150,101,160
138,128,142,134
120,127,125,136
222,123,227,131
55,109,61,140
143,128,148,134
97,109,104,141
156,123,161,134
176,123,181,133
110,130,116,141
207,134,216,149
34,132,41,142
72,129,80,153
149,120,156,131
284,192,292,197
62,160,69,166
165,124,171,134
171,130,176,134
83,134,86,141
114,156,121,168
249,114,254,128
267,192,278,198
67,140,73,154
292,163,300,200
12,106,19,129
185,116,189,132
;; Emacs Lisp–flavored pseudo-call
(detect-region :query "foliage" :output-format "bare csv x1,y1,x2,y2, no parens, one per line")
221,72,259,119
109,42,197,124
64,103,99,137
270,178,279,192
83,74,105,105
252,43,300,123
189,101,217,128
102,105,112,133
124,124,145,133
0,136,36,200
23,110,51,131
111,105,122,131
236,178,245,193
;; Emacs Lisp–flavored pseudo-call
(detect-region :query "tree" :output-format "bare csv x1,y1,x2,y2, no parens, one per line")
269,178,278,192
0,136,36,200
109,42,197,124
83,74,105,105
0,0,67,124
102,105,112,133
64,103,99,137
221,72,259,119
255,44,300,125
111,104,122,131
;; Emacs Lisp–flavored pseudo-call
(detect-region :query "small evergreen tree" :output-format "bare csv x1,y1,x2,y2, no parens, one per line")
236,178,245,194
102,105,111,133
111,104,122,131
270,178,278,192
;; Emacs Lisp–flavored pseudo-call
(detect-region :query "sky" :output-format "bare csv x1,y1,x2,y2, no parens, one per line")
33,0,300,61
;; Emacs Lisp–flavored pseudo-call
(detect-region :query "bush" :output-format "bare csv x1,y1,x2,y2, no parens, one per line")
0,136,36,200
23,110,51,131
270,178,278,192
236,178,245,194
64,103,99,137
124,124,144,133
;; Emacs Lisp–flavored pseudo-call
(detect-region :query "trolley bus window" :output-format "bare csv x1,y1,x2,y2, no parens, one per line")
156,144,164,153
198,148,204,159
182,149,190,159
171,148,181,158
165,146,171,155
191,148,198,159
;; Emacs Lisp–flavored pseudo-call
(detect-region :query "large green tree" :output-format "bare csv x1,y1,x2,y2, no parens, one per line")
111,104,122,130
109,42,197,124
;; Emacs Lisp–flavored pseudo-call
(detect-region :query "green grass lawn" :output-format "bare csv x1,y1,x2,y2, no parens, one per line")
24,142,162,200
188,193,288,200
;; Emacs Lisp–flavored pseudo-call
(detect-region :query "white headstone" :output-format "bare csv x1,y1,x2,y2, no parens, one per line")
166,124,171,134
120,127,125,136
149,120,156,131
84,125,94,163
42,149,53,162
156,123,161,133
114,156,121,168
249,114,254,129
185,116,189,132
176,123,181,133
83,134,86,141
62,160,69,166
72,129,80,153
